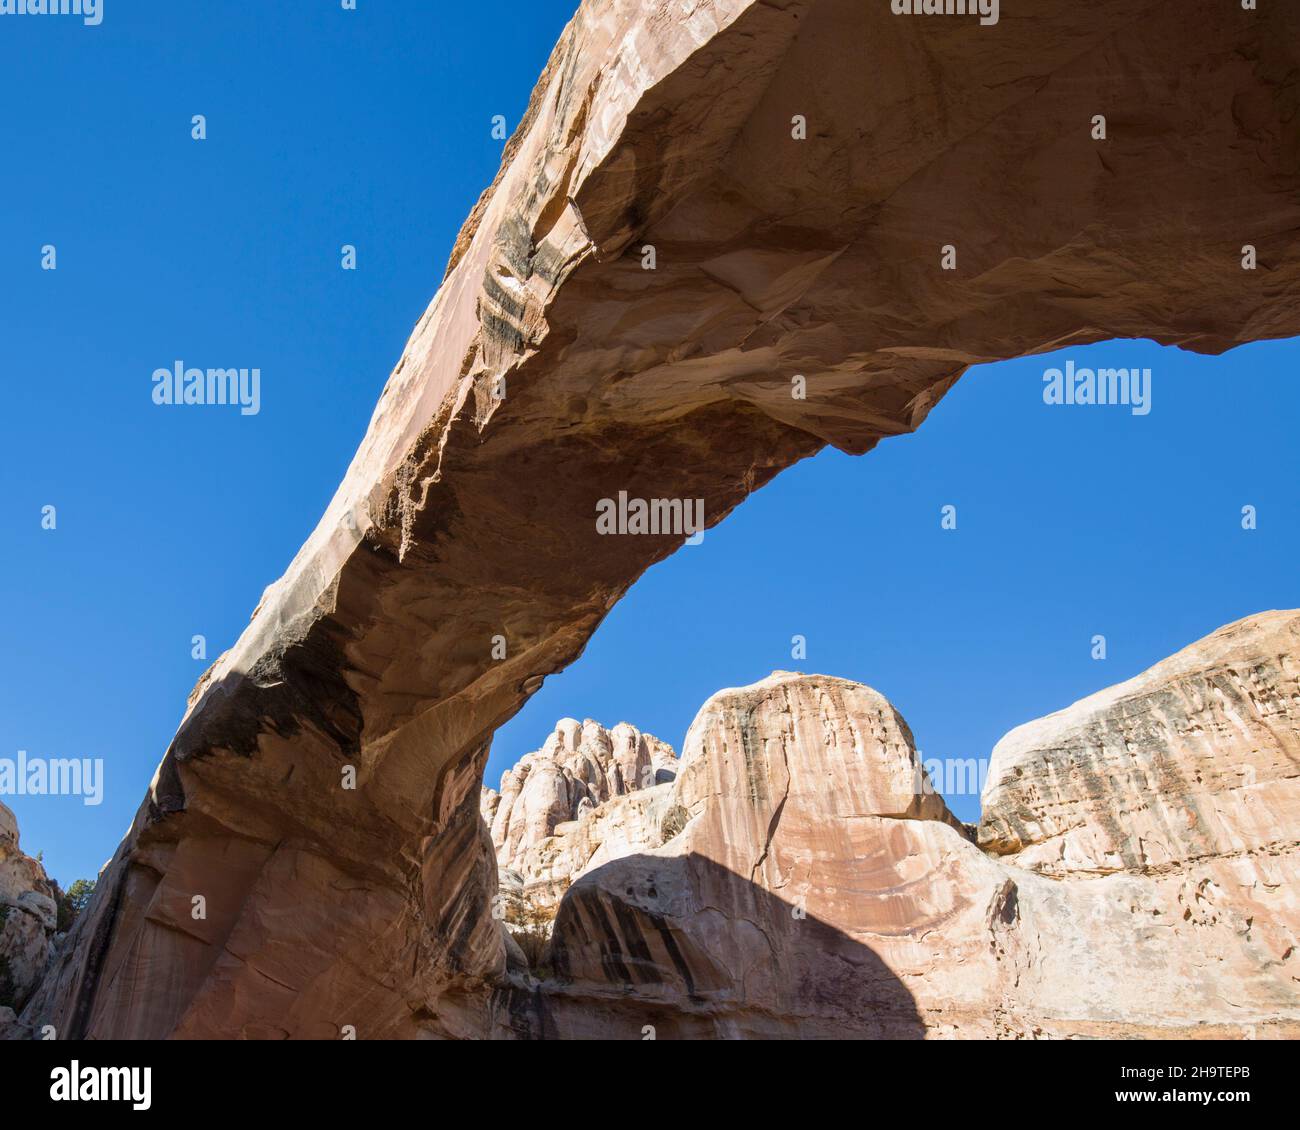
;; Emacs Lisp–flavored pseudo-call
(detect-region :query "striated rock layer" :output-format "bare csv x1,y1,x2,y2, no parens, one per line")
0,803,60,1033
485,717,676,881
481,719,677,966
979,609,1300,879
513,613,1299,1039
22,0,1300,1039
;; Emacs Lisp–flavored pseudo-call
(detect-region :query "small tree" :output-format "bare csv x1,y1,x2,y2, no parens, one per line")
66,879,95,915
57,878,96,932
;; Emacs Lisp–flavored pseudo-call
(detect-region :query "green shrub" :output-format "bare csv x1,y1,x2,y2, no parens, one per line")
56,878,96,932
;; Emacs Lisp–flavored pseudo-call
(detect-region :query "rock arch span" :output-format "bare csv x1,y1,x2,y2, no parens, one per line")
20,0,1300,1038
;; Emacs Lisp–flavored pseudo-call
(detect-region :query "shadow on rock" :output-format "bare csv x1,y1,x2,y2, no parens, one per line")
497,850,923,1040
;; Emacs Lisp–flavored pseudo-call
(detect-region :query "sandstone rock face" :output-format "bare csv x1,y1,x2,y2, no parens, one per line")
486,718,676,878
0,802,59,1025
517,616,1299,1038
526,673,967,1037
975,611,1300,1034
490,778,681,979
979,610,1300,878
483,720,676,968
22,0,1300,1040
508,782,676,915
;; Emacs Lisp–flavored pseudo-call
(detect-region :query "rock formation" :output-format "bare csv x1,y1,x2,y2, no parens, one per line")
0,802,60,1034
19,0,1300,1039
501,612,1299,1039
515,673,961,1037
485,718,676,875
979,609,1300,880
481,719,677,960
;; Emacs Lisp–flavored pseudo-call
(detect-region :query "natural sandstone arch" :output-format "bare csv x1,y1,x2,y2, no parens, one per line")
22,0,1300,1038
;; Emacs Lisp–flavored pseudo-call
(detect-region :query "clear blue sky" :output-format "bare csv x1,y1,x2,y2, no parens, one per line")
2,3,1296,886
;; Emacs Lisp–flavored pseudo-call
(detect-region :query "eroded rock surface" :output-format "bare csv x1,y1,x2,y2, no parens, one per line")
21,0,1300,1040
481,719,678,968
481,718,677,964
486,718,676,879
521,673,964,1037
506,615,1299,1039
0,803,59,1030
979,610,1300,878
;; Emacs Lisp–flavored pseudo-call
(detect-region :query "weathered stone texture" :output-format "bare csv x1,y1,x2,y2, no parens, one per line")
0,803,59,1032
18,0,1300,1039
524,620,1299,1038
